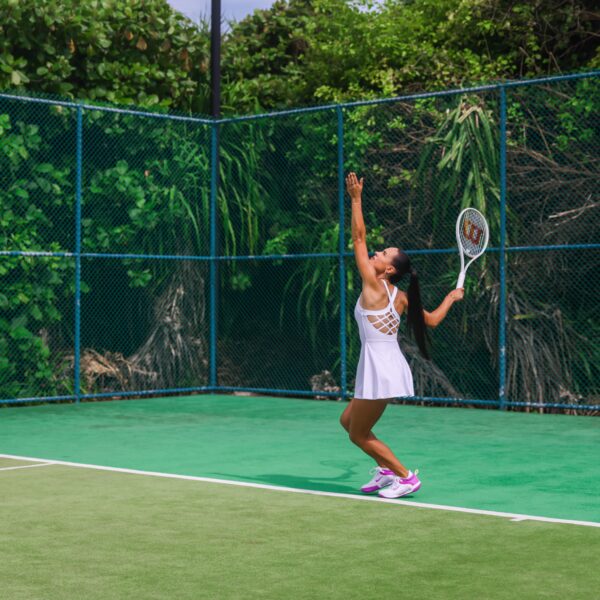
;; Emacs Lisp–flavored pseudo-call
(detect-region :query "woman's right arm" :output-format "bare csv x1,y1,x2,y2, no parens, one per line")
423,289,464,327
346,172,377,286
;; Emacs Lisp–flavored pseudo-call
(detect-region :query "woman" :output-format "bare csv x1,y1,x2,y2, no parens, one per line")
341,172,464,499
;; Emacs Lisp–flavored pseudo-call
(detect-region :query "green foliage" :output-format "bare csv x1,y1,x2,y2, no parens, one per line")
0,101,269,398
226,0,599,111
0,0,210,112
416,99,501,243
223,0,313,112
0,109,75,397
0,256,71,397
1,0,598,404
1,0,597,116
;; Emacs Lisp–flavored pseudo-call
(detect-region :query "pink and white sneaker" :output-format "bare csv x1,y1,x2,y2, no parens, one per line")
360,467,396,493
378,470,421,499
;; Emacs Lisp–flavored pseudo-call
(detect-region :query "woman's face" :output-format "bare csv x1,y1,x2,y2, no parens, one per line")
370,247,400,276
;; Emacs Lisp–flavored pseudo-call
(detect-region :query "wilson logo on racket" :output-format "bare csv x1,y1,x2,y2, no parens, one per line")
462,219,483,244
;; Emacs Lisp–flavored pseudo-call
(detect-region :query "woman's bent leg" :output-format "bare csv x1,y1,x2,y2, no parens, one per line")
347,399,409,478
340,398,378,440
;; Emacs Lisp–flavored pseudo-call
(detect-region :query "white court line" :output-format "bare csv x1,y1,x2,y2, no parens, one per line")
1,453,598,528
0,461,55,472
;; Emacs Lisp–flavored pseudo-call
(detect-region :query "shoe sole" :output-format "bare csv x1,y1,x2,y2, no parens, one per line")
360,481,394,494
378,481,421,499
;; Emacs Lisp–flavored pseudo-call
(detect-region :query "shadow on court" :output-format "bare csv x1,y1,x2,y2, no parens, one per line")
211,459,364,495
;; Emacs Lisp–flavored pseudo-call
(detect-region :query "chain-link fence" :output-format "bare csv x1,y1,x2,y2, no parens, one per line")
1,72,598,411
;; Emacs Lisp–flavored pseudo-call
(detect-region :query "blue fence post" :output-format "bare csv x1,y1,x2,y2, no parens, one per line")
74,106,83,403
209,122,218,388
498,85,508,409
337,107,347,401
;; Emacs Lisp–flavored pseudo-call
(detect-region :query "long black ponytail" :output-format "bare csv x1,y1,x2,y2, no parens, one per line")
390,251,430,360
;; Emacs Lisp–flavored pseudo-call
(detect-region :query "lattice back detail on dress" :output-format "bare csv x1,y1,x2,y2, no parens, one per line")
367,311,400,335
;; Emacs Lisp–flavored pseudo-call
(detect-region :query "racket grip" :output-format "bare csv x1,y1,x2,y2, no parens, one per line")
456,272,465,289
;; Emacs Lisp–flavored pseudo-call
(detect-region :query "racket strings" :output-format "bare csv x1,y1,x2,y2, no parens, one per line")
367,312,400,335
459,210,488,257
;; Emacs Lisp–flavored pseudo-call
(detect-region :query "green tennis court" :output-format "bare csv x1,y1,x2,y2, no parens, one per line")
1,395,599,599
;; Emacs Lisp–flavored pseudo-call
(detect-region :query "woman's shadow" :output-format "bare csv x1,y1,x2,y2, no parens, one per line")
211,460,364,495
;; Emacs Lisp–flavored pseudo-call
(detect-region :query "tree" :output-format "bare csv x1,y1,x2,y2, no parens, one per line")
0,0,210,112
224,0,600,110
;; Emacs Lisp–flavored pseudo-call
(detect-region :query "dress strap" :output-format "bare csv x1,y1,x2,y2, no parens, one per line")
381,280,398,307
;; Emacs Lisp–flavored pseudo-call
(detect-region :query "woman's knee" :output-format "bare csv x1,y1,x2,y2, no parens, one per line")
348,430,367,448
339,402,353,432
339,412,350,432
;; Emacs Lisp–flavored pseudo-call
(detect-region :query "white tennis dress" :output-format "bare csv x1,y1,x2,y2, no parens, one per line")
353,280,414,400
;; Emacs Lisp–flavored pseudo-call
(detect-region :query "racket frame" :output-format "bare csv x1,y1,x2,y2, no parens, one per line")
455,207,489,289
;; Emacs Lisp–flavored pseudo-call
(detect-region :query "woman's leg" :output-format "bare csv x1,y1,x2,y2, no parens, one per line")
340,398,378,442
345,398,409,478
340,399,383,471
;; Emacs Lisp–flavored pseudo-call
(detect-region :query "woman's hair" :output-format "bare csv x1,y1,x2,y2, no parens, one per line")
389,250,430,359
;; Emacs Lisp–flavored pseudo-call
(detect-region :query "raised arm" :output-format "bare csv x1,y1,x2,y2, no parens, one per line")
423,288,464,328
346,172,378,287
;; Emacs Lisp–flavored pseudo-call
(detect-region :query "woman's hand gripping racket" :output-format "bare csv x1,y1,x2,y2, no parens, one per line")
455,208,489,289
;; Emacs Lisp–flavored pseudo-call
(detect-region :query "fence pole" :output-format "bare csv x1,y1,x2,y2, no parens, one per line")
74,106,83,403
337,107,347,401
498,85,508,409
209,123,218,388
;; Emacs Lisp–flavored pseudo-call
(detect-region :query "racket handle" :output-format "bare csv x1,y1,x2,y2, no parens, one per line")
456,272,465,289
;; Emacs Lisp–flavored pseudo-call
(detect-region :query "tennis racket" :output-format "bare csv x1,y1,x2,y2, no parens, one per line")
455,208,489,289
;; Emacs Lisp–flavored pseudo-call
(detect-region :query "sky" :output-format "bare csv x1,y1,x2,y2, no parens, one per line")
167,0,276,24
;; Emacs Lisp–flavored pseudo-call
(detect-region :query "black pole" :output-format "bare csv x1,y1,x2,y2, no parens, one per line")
210,0,221,118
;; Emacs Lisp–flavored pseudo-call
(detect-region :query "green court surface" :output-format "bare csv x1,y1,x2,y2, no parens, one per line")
1,395,599,599
1,394,598,521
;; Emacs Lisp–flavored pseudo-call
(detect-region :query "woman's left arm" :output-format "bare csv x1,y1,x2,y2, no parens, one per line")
423,289,464,328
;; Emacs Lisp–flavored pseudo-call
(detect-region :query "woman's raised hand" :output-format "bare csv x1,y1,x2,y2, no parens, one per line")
346,172,364,201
